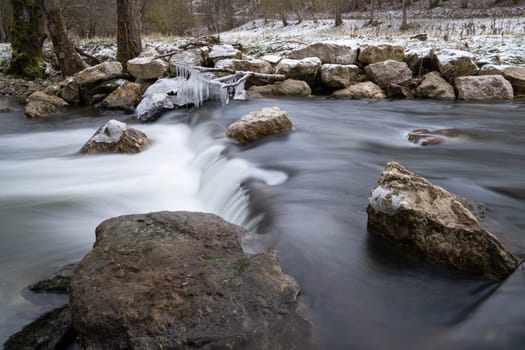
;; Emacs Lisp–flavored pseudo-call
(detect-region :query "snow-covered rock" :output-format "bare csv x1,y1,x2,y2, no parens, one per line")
364,60,412,89
367,161,517,279
261,55,282,65
416,72,456,100
479,65,525,96
332,82,386,99
215,59,273,74
287,42,357,65
455,75,513,101
275,57,321,87
208,44,242,64
320,64,359,89
431,49,478,81
358,44,404,65
127,57,169,80
226,107,293,144
74,62,123,86
80,120,150,154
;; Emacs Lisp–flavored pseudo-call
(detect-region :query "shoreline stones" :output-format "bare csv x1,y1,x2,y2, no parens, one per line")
367,161,517,279
29,263,78,294
455,75,514,101
70,211,310,349
332,81,386,99
226,106,293,143
24,91,69,118
80,119,151,154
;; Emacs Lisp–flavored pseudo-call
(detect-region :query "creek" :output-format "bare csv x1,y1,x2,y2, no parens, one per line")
0,96,524,349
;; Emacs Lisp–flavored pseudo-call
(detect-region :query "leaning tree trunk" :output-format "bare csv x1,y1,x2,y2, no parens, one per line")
116,0,142,67
43,0,85,76
6,0,46,79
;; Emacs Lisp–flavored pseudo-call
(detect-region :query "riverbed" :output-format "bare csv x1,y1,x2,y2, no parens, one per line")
1,96,524,349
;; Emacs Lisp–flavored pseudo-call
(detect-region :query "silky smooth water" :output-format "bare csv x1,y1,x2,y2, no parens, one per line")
1,97,524,349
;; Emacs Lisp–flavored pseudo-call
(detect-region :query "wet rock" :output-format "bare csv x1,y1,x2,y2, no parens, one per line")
74,61,124,86
358,44,404,65
215,58,273,74
3,305,75,350
479,65,525,96
208,44,242,64
57,77,80,105
386,84,413,99
288,42,357,64
127,57,169,80
226,106,293,143
80,120,151,154
416,72,456,100
367,161,517,279
28,91,68,107
70,211,309,349
80,78,127,105
249,79,311,97
24,101,57,118
332,81,386,99
455,75,513,101
275,57,321,86
29,263,77,294
0,105,15,113
99,81,143,111
365,60,412,89
168,49,205,70
431,49,478,81
320,64,359,89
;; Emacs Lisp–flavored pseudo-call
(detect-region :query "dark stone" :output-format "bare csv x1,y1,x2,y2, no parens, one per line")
3,305,75,350
29,263,77,294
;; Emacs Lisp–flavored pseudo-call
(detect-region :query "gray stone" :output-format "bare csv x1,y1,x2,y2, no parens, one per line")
99,82,143,111
127,57,169,80
215,58,273,74
288,42,357,64
479,65,525,96
168,49,205,71
275,57,322,86
24,101,57,118
320,64,359,89
416,72,456,100
365,60,412,89
358,44,404,65
57,77,80,105
367,161,517,279
226,106,293,143
74,62,123,86
332,82,386,99
431,49,478,81
29,263,78,294
80,120,151,154
208,44,242,64
455,75,514,101
70,211,309,349
28,91,68,107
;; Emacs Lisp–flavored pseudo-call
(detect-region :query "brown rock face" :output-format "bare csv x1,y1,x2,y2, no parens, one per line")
455,75,514,101
248,79,311,97
415,72,456,100
358,44,404,65
367,162,517,279
127,57,169,80
80,120,150,154
431,50,478,81
74,62,124,86
364,60,413,89
331,82,386,99
479,65,525,96
99,82,143,111
70,211,309,350
320,64,359,89
24,101,57,118
275,57,322,86
226,107,293,144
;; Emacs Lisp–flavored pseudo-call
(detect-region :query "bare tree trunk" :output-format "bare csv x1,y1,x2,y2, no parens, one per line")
369,0,375,24
43,0,85,76
6,0,46,78
116,0,142,67
401,0,408,29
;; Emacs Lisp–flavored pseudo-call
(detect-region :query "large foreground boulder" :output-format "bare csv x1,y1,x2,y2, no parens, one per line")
455,75,513,101
415,72,456,100
365,60,412,89
358,44,404,65
70,211,309,349
367,162,517,279
275,57,322,86
287,42,357,64
226,106,293,143
479,65,525,96
80,120,151,154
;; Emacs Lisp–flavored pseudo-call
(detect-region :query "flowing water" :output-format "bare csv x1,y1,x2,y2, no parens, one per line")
0,96,524,349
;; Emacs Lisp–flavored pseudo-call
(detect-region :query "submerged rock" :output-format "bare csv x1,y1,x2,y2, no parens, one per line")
364,60,412,89
415,72,456,100
226,106,293,143
3,305,75,350
80,120,150,154
332,81,386,99
70,211,309,349
358,44,404,65
287,42,358,65
29,263,77,294
455,75,514,101
275,57,321,86
367,161,517,279
0,105,15,113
